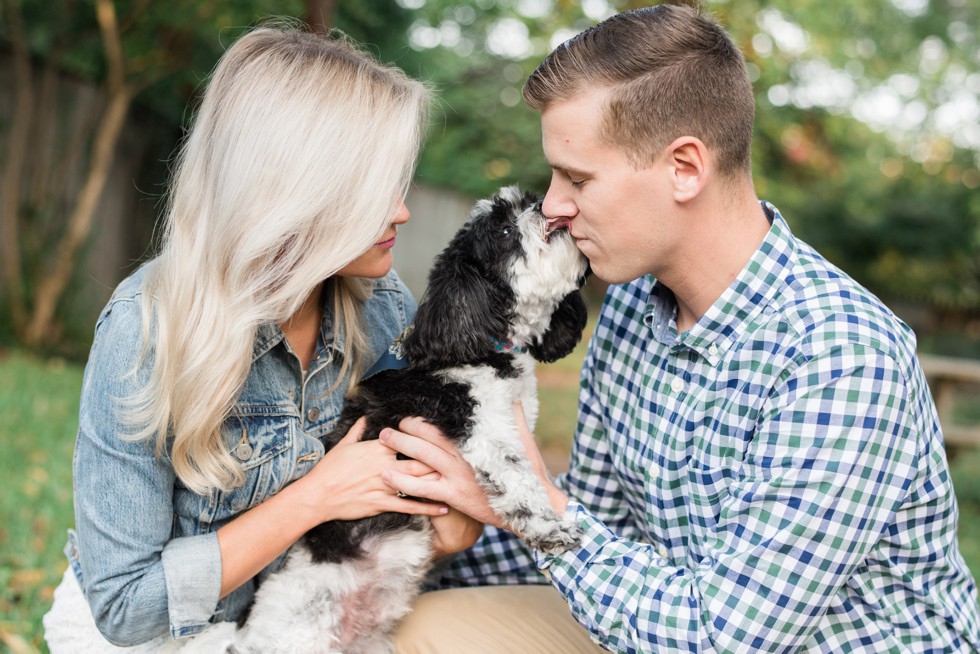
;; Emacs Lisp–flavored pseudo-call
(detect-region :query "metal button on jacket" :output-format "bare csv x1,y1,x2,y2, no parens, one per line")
307,407,320,422
234,442,253,461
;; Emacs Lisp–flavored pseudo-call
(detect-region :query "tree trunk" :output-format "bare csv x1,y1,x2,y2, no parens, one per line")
24,87,133,346
1,0,33,335
24,0,133,346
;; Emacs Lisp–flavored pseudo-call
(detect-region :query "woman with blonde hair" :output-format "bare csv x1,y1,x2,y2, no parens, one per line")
43,24,480,650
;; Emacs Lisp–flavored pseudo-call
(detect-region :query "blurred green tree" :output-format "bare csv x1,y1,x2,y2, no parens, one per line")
375,0,979,341
1,0,977,352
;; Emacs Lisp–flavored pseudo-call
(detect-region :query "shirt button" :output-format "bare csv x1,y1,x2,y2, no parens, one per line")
307,407,320,422
658,544,669,558
708,344,719,357
670,377,684,394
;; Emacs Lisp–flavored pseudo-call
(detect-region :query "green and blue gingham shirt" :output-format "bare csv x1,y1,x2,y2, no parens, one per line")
439,204,980,653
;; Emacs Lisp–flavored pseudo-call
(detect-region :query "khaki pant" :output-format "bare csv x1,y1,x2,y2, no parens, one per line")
393,585,608,653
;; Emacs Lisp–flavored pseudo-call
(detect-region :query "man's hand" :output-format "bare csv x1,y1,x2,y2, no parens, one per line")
430,508,484,558
379,417,506,529
512,402,570,516
379,402,570,532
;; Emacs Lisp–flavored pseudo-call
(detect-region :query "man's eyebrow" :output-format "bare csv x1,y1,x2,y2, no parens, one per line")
548,161,592,178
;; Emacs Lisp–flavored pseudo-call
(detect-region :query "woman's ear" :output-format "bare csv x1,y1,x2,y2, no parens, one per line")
666,136,709,203
401,255,512,370
529,291,588,363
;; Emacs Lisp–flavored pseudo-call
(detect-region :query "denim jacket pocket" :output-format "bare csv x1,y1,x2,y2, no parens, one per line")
174,405,298,531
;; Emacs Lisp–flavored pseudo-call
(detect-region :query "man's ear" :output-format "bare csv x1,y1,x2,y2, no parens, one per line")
666,136,709,203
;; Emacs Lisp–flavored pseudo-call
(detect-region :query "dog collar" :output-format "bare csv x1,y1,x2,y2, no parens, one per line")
489,336,527,354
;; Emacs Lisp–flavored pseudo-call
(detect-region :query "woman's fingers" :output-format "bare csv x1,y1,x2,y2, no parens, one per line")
337,416,369,445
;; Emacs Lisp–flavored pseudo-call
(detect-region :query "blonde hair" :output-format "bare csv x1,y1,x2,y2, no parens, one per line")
523,4,754,177
125,25,429,495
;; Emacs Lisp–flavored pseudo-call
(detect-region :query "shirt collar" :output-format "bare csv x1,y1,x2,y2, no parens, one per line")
645,201,795,364
251,292,343,362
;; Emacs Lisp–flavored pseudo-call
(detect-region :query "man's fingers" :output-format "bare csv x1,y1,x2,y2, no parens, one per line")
382,468,444,504
380,427,451,468
397,416,452,446
393,458,437,478
388,495,449,516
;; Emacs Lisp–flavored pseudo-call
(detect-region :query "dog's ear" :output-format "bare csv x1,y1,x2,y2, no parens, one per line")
402,255,512,369
529,291,588,363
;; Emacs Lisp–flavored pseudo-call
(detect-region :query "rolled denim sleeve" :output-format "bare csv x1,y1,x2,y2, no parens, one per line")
73,295,221,645
160,533,222,636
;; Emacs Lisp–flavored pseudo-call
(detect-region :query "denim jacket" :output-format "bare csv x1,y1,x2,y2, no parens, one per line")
66,261,416,646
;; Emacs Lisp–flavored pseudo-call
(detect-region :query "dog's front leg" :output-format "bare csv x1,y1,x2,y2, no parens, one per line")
457,410,582,554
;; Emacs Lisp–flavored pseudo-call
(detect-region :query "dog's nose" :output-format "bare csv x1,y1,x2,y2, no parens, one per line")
532,200,544,213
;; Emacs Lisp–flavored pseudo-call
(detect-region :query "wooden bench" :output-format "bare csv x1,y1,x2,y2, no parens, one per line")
920,354,980,449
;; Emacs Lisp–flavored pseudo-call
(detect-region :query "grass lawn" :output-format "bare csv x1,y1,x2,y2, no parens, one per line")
0,352,80,654
2,340,980,652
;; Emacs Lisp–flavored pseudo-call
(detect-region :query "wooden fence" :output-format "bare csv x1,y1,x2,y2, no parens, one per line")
921,354,980,449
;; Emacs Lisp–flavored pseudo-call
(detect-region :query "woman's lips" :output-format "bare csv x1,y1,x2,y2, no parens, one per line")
376,233,397,249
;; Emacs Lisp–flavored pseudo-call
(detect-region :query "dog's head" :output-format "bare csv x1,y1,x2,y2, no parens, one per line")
402,185,590,370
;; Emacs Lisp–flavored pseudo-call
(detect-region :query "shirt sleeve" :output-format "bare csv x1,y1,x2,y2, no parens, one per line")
556,339,647,543
532,344,919,653
73,298,222,645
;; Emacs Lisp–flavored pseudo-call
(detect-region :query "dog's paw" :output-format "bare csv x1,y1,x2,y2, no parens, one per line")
524,521,583,554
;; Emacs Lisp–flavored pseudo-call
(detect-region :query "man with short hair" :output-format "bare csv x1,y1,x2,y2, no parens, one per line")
387,5,980,652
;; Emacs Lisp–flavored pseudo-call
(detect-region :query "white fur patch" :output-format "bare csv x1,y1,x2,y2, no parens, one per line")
440,360,582,552
204,526,433,654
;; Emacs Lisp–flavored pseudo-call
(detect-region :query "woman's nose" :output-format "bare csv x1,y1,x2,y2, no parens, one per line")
392,200,410,224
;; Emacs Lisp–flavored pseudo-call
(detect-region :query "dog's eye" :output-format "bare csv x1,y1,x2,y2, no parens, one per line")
502,226,512,237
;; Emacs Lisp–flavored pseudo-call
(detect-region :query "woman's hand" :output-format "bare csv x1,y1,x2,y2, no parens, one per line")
217,417,449,599
296,417,450,526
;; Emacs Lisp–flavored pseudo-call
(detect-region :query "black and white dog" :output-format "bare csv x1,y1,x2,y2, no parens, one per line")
185,186,589,654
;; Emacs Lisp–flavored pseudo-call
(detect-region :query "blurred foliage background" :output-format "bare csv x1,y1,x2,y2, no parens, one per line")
0,0,977,355
1,0,979,651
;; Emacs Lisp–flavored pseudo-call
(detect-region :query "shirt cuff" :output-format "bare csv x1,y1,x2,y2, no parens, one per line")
160,532,222,638
532,501,668,580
